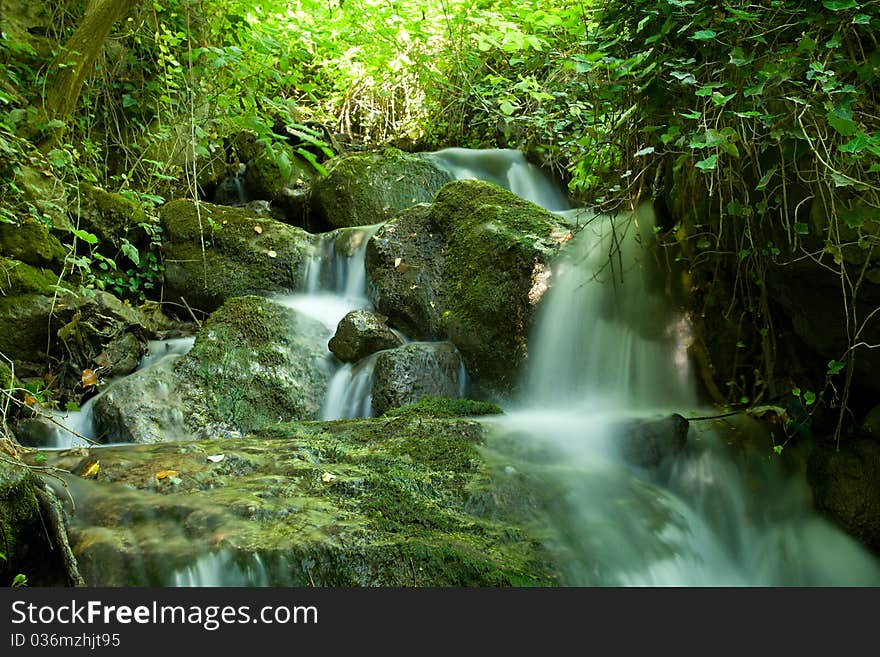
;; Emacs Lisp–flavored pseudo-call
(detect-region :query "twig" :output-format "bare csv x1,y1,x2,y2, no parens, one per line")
180,296,203,328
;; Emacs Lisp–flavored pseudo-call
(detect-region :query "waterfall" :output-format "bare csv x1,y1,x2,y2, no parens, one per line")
422,149,880,586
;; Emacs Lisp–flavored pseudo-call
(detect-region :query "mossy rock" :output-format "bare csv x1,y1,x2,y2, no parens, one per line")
0,219,66,269
0,257,61,295
384,397,504,418
74,183,150,254
0,457,66,585
160,200,314,315
177,295,331,433
312,148,452,228
244,144,314,202
371,342,464,416
366,180,567,395
44,416,558,586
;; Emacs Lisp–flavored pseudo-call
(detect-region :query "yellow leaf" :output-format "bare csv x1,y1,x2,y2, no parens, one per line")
82,368,98,388
81,461,100,479
321,472,336,482
267,250,277,258
23,393,38,407
155,470,179,480
254,225,263,234
394,257,403,269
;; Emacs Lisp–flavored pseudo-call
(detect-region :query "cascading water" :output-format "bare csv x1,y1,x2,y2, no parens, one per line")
457,155,880,585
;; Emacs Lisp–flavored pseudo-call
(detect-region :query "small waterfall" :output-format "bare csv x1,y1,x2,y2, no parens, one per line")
321,353,379,420
427,148,571,211
15,337,195,450
212,164,247,206
276,224,380,335
172,550,271,587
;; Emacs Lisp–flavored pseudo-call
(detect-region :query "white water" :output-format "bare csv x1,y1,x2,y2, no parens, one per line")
16,337,195,450
441,151,880,585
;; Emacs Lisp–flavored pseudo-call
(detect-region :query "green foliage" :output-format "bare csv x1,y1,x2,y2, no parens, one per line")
384,397,504,418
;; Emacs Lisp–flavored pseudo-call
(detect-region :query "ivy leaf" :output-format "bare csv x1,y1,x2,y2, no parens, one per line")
853,13,872,24
71,228,98,245
822,0,858,9
756,167,777,190
499,100,516,116
695,154,718,172
121,241,140,266
827,359,846,375
804,391,817,406
793,222,810,235
729,47,752,66
691,30,717,41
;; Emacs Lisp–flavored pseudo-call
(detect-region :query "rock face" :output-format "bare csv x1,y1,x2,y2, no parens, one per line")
0,219,66,268
808,438,880,553
311,148,452,228
366,180,567,394
43,417,558,586
328,310,403,363
178,296,330,432
0,258,148,379
91,356,190,444
160,200,314,314
371,342,464,416
616,414,690,469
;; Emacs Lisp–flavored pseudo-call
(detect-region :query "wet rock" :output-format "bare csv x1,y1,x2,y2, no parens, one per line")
47,417,558,586
160,200,314,315
328,310,403,363
91,356,190,444
177,295,330,432
311,147,451,228
808,438,880,553
860,404,880,439
616,414,690,469
73,182,151,254
371,342,464,416
0,457,66,585
366,180,567,394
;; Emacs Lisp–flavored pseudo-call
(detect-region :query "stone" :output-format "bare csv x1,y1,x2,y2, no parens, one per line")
328,310,403,363
311,147,451,228
371,342,464,416
160,200,314,315
808,438,880,553
366,180,568,394
0,219,66,268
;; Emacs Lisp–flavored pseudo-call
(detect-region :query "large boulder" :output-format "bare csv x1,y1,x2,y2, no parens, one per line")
311,148,452,229
615,414,690,469
40,416,558,586
366,180,568,394
328,310,403,363
177,296,330,433
160,200,314,315
0,219,66,268
371,342,464,416
808,438,880,553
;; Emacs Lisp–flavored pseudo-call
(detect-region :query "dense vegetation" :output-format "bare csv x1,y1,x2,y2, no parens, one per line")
2,0,879,440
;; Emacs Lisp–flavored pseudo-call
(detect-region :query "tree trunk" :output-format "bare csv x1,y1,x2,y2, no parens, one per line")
41,0,141,144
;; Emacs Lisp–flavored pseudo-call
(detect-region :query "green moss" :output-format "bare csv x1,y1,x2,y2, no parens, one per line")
0,459,43,583
60,417,559,586
0,257,61,295
77,183,149,251
245,146,313,200
434,180,563,390
160,200,314,313
385,396,504,419
312,148,451,228
0,220,66,269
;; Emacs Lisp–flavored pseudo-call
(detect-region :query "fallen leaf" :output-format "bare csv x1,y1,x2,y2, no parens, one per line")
267,250,277,258
551,230,574,244
254,225,263,234
23,393,38,407
82,368,98,388
155,470,179,480
81,461,100,479
386,226,396,234
394,257,403,268
408,233,418,238
207,454,225,463
321,472,336,482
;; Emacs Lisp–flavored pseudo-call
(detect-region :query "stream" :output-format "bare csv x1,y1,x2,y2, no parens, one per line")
22,148,880,586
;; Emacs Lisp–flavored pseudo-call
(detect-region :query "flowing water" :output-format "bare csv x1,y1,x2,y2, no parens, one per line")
27,147,880,586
